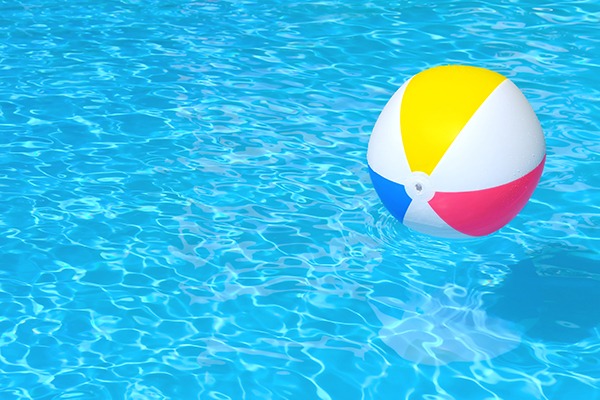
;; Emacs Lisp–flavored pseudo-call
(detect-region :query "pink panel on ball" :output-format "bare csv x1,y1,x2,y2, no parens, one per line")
429,156,545,236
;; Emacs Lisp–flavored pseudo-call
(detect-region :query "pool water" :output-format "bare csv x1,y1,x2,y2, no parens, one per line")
1,1,599,399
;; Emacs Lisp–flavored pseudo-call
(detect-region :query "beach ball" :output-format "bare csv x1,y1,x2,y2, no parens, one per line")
367,65,546,238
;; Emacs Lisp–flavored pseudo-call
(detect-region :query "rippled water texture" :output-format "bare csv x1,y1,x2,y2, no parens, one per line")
1,1,599,399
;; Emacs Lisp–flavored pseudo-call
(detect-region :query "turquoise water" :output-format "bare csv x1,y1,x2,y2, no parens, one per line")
1,0,599,399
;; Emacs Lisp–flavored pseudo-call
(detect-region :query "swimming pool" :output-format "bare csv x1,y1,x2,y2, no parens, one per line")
1,0,599,398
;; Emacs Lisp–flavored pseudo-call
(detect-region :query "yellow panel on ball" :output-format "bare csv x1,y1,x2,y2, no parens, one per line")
400,66,506,175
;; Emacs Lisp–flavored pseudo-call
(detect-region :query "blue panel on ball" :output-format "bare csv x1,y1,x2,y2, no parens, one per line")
369,167,412,222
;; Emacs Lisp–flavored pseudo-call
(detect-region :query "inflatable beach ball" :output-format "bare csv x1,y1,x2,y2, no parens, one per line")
367,65,546,238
